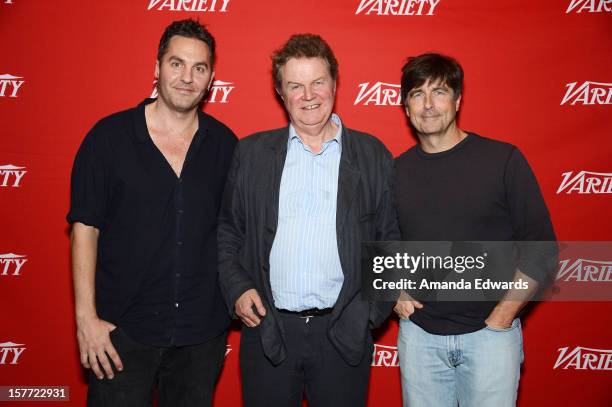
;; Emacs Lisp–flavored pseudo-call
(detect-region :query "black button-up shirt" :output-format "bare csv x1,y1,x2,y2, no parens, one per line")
68,99,236,346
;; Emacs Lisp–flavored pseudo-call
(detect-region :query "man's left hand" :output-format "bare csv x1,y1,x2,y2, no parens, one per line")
485,311,514,330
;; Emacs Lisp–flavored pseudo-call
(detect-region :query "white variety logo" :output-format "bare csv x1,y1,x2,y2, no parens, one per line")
0,74,25,98
556,171,612,194
147,0,229,12
0,342,26,365
554,347,612,370
354,82,402,106
372,344,400,367
557,258,612,282
0,165,27,187
0,254,27,276
560,81,612,105
566,0,612,13
356,0,441,15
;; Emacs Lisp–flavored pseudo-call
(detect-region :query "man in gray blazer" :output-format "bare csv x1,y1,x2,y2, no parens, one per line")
218,34,398,406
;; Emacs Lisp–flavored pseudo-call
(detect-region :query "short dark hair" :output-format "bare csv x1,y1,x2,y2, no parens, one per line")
400,53,463,105
272,34,339,92
157,19,216,66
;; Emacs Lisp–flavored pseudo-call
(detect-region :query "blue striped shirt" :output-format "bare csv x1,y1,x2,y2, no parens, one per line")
269,114,344,311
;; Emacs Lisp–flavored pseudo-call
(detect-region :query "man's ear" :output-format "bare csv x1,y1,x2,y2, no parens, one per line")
455,94,462,111
155,60,160,79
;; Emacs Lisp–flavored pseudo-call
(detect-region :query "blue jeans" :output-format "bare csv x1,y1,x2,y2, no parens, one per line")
398,318,524,407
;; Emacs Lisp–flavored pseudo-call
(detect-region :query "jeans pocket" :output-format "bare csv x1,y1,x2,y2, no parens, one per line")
485,318,520,333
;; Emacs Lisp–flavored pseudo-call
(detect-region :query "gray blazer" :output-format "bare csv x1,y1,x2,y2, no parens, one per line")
218,125,399,366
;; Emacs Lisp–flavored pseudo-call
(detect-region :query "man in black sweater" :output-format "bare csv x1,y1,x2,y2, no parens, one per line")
393,53,556,406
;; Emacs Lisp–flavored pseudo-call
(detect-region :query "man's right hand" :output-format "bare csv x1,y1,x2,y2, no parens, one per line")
393,299,423,319
76,316,123,380
235,289,267,327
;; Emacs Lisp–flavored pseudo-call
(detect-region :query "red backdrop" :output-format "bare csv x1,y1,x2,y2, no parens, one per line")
1,0,611,405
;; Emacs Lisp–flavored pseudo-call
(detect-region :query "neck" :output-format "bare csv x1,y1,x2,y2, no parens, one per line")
293,118,338,153
418,123,466,154
148,98,198,135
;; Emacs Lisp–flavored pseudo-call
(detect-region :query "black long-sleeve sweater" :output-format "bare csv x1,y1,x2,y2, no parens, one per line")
395,133,556,335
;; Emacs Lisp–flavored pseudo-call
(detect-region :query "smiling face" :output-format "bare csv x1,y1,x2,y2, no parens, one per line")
155,35,213,113
404,79,461,138
277,57,336,133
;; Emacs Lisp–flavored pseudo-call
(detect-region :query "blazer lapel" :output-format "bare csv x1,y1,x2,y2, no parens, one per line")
263,127,289,269
336,127,362,260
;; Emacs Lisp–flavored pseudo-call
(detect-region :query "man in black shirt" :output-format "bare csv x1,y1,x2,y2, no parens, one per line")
394,54,556,406
67,19,236,407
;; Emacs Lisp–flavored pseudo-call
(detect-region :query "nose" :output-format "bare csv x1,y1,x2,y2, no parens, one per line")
180,67,193,84
424,92,433,109
302,85,314,101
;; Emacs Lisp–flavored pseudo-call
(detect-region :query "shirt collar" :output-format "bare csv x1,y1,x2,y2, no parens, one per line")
134,98,208,145
288,113,343,148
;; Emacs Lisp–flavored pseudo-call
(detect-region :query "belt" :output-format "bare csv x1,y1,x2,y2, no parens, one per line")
276,307,333,318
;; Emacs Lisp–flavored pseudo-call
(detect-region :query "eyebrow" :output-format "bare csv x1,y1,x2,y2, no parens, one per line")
168,55,209,68
409,84,449,95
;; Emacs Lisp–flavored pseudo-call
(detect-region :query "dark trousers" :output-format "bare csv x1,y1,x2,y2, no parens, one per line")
240,313,372,407
87,327,226,407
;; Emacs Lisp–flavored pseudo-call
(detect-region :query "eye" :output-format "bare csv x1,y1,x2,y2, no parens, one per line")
434,89,446,95
410,91,423,98
195,66,206,73
289,84,300,91
171,61,181,69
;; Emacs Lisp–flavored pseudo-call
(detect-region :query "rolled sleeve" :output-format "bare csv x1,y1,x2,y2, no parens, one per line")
66,127,109,230
505,148,557,283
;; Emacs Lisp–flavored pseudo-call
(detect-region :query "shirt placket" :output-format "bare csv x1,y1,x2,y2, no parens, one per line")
170,176,184,345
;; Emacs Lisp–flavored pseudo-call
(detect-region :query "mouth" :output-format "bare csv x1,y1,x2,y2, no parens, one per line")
175,87,195,94
302,104,321,110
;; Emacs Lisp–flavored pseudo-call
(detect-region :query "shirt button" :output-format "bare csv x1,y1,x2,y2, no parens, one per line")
178,209,184,214
176,273,181,277
177,241,183,246
175,303,179,308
